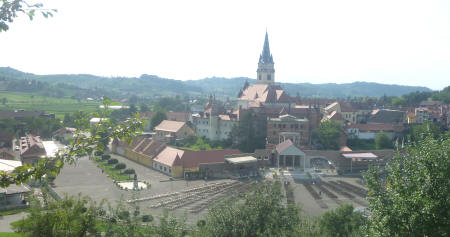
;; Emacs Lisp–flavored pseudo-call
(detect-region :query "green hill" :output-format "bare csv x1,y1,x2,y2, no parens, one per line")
0,67,433,99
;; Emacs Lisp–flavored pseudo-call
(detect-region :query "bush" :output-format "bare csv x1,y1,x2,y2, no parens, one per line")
115,163,126,170
124,168,135,174
142,214,153,222
108,159,118,165
94,151,103,156
101,154,111,160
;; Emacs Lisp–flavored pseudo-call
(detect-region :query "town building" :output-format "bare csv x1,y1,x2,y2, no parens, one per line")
19,135,46,165
191,96,238,141
346,123,404,140
112,137,166,167
267,114,310,148
367,109,406,125
53,127,76,144
237,32,294,109
152,147,241,178
153,120,195,143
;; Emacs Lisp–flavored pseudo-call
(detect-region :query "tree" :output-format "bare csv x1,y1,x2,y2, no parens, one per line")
315,120,342,150
197,181,301,237
140,103,150,112
12,194,104,236
150,109,167,130
375,132,392,149
318,204,366,237
128,95,139,105
115,163,126,170
229,111,265,153
364,132,450,236
0,0,56,32
0,98,143,188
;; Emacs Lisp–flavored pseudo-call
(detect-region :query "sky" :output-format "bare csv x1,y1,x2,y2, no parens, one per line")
1,0,449,90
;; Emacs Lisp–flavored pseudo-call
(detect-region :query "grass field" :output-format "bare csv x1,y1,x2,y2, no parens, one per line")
0,233,22,237
93,157,132,182
0,91,100,119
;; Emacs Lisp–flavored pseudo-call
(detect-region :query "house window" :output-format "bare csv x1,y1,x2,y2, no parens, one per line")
169,168,171,173
159,165,162,170
282,124,286,129
164,167,166,172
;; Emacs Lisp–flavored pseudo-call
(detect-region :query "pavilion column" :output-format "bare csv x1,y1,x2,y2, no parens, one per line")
292,155,295,169
283,155,286,167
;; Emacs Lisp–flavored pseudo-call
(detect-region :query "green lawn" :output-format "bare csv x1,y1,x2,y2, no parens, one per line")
0,208,29,217
0,91,100,118
0,233,22,237
93,158,132,182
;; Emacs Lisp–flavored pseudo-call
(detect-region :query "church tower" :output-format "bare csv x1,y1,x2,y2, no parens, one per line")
257,31,275,85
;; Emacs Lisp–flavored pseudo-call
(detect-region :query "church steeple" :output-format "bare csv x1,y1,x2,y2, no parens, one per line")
259,31,274,64
257,31,275,85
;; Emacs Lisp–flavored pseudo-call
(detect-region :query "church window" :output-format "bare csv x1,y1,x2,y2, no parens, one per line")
258,75,261,80
267,75,271,81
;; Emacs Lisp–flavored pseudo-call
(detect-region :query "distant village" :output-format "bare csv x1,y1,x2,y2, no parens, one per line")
1,32,449,219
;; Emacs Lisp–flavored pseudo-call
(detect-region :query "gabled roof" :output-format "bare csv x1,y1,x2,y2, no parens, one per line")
154,120,186,133
327,111,344,121
368,109,405,124
153,147,241,168
276,139,305,156
238,84,292,104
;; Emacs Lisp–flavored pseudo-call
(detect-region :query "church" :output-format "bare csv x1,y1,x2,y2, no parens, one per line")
237,31,294,109
236,32,321,148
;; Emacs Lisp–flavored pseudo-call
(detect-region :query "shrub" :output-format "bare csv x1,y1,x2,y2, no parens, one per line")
94,151,103,156
142,214,153,222
108,159,118,165
101,154,111,160
115,163,126,170
124,168,135,174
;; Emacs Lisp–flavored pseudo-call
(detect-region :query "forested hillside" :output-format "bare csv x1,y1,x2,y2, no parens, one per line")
0,67,434,99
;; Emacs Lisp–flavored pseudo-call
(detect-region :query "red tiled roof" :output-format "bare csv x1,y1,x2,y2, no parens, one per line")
154,120,186,133
238,84,292,104
327,111,344,121
153,147,241,169
276,139,294,153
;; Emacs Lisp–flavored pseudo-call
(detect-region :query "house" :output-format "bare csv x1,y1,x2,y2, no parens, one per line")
53,127,76,144
19,135,46,165
367,109,405,125
153,120,195,143
191,96,239,141
141,111,191,131
152,147,241,178
112,137,166,167
322,110,345,124
267,114,310,148
346,123,404,140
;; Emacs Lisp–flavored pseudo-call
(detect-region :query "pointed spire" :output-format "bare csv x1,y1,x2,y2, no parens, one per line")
259,31,274,64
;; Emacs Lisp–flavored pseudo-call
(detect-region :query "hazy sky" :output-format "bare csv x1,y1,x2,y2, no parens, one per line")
1,0,449,90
